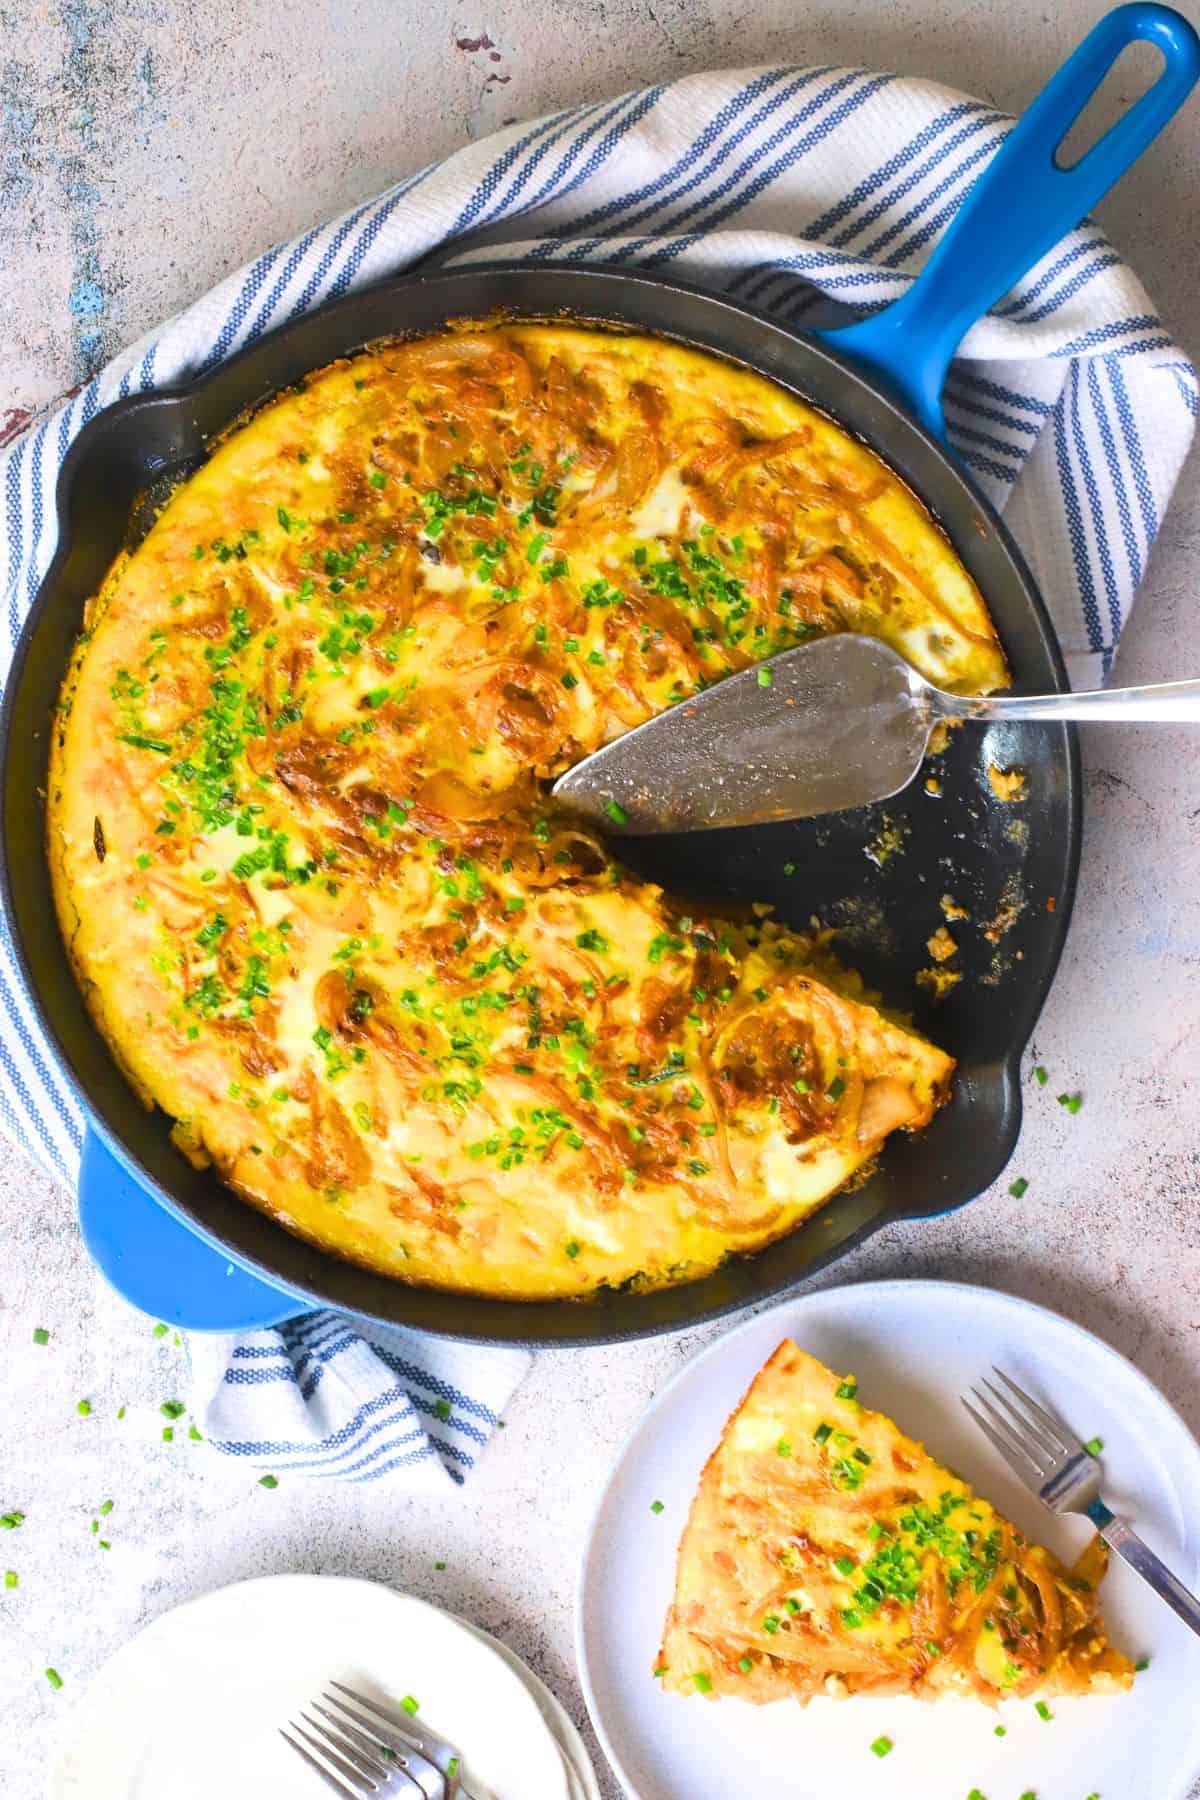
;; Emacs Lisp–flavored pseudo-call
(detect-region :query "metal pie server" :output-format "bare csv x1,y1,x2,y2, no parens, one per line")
552,633,1200,834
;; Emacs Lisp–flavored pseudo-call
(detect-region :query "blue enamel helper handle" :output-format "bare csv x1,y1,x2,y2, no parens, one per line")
818,3,1200,441
79,1125,313,1331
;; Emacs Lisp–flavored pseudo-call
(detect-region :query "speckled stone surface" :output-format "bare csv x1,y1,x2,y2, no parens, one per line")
4,4,1200,1797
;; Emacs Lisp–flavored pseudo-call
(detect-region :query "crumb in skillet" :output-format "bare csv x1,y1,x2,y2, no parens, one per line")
864,815,909,868
987,762,1027,802
916,966,962,1001
926,925,957,964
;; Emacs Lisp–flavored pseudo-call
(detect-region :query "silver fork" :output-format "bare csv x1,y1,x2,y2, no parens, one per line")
963,1365,1200,1637
281,1682,482,1799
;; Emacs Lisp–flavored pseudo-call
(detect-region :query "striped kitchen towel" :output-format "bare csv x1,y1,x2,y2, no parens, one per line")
1,61,1194,1481
187,1316,531,1490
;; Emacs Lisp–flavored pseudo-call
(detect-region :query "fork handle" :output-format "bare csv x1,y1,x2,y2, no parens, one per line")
1088,1498,1200,1638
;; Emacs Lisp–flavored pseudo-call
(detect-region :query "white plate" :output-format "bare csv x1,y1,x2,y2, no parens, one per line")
577,1279,1200,1800
459,1619,602,1800
49,1573,571,1800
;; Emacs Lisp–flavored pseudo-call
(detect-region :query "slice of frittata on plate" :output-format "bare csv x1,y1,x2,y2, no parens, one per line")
658,1341,1134,1705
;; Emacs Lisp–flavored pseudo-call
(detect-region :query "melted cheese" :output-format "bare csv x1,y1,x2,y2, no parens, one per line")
47,325,987,1300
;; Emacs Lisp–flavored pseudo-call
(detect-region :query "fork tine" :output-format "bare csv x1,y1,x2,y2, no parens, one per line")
328,1681,434,1753
322,1690,447,1794
979,1377,1061,1463
973,1384,1054,1474
302,1709,393,1780
323,1689,424,1756
991,1366,1076,1456
962,1393,1045,1484
282,1728,361,1798
313,1701,404,1769
289,1720,376,1792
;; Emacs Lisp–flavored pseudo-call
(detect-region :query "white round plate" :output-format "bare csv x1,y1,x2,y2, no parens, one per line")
460,1619,602,1800
49,1573,570,1800
578,1279,1200,1800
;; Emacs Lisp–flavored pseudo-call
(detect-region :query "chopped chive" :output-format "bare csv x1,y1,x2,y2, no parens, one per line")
433,1398,451,1422
925,1640,942,1656
869,1736,893,1759
691,1672,711,1693
813,1422,832,1444
784,1598,800,1615
401,1694,420,1715
835,1377,858,1400
738,1655,753,1674
160,1400,185,1420
1033,1065,1048,1085
116,1407,126,1420
776,1437,791,1457
826,1075,846,1103
76,1399,91,1417
189,1425,203,1441
762,1614,781,1634
994,1724,1006,1737
98,1500,113,1516
44,1668,63,1690
1084,1436,1103,1457
32,1327,49,1346
162,1427,174,1442
835,1556,856,1576
1057,1091,1083,1113
1008,1176,1029,1198
604,799,629,825
650,1500,665,1514
652,1665,668,1679
4,1570,16,1588
258,1474,279,1488
98,1540,110,1551
757,667,773,688
447,1758,460,1778
434,1561,446,1571
565,1240,581,1260
152,1322,169,1338
852,1447,871,1466
1135,1655,1150,1671
1035,1699,1052,1720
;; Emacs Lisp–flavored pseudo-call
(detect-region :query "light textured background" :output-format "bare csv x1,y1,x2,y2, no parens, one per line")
3,4,1200,1798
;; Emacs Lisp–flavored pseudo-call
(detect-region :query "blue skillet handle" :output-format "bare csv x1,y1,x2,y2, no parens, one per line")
78,1125,314,1332
817,3,1200,441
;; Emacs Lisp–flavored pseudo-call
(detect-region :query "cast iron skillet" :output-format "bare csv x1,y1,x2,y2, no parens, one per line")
2,7,1197,1343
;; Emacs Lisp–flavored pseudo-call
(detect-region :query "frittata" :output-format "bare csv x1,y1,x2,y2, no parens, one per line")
48,325,1004,1299
659,1341,1133,1703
